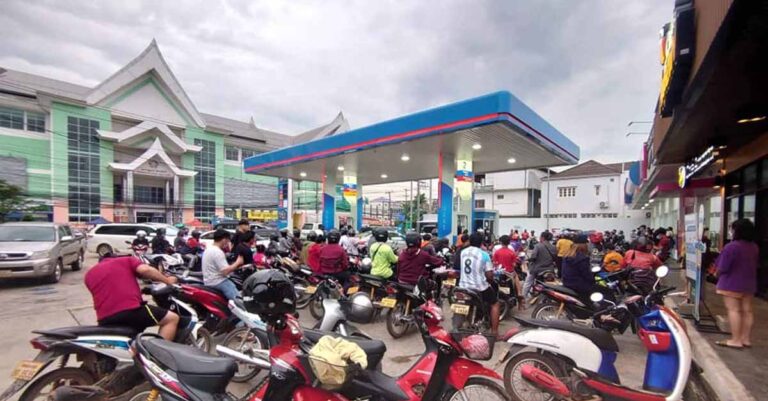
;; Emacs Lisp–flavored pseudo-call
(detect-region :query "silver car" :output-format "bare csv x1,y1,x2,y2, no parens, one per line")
0,222,86,284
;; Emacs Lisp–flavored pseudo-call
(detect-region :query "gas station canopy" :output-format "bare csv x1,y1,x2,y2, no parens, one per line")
244,91,579,183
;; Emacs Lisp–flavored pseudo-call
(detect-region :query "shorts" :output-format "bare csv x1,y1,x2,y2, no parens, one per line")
99,304,169,333
480,286,498,305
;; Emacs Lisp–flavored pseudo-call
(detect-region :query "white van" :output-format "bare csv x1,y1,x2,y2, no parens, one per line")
87,223,179,256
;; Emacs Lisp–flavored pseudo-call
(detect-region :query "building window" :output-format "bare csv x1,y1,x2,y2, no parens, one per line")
0,107,46,132
194,139,216,221
557,186,576,198
595,185,600,196
496,194,504,200
134,186,165,204
67,117,100,222
114,184,123,203
475,199,486,208
241,149,256,159
225,145,240,161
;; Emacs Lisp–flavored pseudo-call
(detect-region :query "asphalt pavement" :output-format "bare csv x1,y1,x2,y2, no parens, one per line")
0,257,654,400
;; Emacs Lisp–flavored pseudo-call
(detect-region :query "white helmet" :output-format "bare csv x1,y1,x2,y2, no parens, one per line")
136,230,147,238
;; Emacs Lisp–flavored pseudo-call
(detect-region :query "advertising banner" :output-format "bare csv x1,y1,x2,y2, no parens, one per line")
277,178,288,229
684,211,703,321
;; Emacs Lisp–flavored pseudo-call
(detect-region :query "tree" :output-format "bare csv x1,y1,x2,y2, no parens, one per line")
401,193,428,230
0,180,27,222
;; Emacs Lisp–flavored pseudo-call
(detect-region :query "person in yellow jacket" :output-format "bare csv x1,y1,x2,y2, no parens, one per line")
555,234,574,277
602,243,626,272
369,228,398,279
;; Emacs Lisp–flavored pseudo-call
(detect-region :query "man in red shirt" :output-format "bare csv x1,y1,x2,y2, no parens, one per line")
318,230,350,284
85,256,179,340
307,234,325,272
493,235,524,302
397,233,444,285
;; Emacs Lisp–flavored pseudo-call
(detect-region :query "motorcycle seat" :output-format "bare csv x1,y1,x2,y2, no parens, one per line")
33,325,137,340
516,317,619,352
359,274,388,285
303,329,387,368
142,337,235,375
541,283,587,299
351,369,409,400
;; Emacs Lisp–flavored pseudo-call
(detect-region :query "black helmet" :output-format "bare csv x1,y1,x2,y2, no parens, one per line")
307,231,318,242
156,228,165,236
191,230,201,239
405,232,421,248
242,270,296,318
373,227,388,242
293,229,301,238
348,229,356,237
316,233,326,243
327,230,341,244
340,228,348,236
270,233,280,242
280,229,289,238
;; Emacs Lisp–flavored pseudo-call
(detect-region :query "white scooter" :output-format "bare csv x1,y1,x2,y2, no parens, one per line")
500,265,693,401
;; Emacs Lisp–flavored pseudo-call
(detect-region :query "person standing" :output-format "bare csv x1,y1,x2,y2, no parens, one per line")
201,229,244,300
715,219,758,349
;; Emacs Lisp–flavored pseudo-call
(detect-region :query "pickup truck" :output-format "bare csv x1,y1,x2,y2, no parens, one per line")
0,222,86,284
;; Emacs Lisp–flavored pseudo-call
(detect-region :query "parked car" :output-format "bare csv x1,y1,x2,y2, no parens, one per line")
300,223,324,239
357,229,407,252
87,223,179,256
199,229,270,249
250,222,278,239
0,222,86,283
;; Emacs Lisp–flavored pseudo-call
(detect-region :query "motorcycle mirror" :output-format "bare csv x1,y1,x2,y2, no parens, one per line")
656,265,669,278
590,292,604,303
591,265,602,273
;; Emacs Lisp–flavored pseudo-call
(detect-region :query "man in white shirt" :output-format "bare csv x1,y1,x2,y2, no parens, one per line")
202,229,243,300
340,228,359,257
459,232,500,336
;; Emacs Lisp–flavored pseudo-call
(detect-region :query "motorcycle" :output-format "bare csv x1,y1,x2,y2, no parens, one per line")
495,270,519,320
0,283,205,401
501,265,692,401
134,280,509,401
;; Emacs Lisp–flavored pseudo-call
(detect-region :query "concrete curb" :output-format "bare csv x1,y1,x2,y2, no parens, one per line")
667,296,755,401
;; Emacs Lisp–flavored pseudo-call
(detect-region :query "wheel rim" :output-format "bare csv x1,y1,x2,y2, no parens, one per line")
295,279,312,307
54,262,63,281
226,330,263,378
535,305,562,321
389,304,408,336
449,383,507,401
508,358,557,401
98,245,111,257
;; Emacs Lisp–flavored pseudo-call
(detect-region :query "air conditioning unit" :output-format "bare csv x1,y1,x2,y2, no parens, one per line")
599,201,609,209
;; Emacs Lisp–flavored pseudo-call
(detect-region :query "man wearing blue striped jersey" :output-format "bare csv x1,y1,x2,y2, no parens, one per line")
459,232,500,336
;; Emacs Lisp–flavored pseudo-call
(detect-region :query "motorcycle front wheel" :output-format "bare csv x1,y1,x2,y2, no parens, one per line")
221,327,267,383
504,352,565,401
309,295,325,320
385,302,410,338
531,302,566,321
19,367,95,401
441,377,510,401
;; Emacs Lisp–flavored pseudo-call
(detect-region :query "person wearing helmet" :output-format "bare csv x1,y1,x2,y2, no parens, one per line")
458,232,500,336
318,230,350,284
132,230,149,248
292,229,303,255
173,229,187,252
340,228,359,257
150,228,171,254
201,229,244,300
307,233,325,272
397,232,444,285
278,229,293,255
85,255,179,341
266,232,282,257
242,269,296,321
369,228,398,280
624,236,662,270
182,230,205,269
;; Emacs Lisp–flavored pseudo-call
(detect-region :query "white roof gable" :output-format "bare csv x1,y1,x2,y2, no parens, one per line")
86,39,206,127
109,138,197,177
98,120,202,154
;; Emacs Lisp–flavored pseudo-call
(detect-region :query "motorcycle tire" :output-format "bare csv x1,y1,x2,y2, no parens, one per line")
385,302,410,339
504,352,566,401
19,367,95,401
499,300,510,321
294,277,313,309
187,327,213,354
309,295,325,320
441,377,510,401
531,302,567,321
221,327,267,383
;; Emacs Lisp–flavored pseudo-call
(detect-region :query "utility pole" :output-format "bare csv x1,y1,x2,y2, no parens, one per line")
546,168,551,230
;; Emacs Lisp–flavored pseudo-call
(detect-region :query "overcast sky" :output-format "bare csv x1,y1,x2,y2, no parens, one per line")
1,0,671,167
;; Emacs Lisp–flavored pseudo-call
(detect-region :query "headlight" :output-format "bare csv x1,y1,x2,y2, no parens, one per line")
30,250,50,259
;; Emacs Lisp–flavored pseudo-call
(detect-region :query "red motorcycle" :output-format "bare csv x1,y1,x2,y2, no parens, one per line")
132,282,510,401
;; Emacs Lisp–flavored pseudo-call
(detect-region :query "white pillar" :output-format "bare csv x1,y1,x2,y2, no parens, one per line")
287,178,294,230
126,171,134,203
173,175,180,206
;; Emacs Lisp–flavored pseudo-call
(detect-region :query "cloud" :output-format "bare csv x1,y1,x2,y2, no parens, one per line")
0,0,672,163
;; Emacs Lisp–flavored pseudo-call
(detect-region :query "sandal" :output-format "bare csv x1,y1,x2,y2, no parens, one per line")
715,340,743,350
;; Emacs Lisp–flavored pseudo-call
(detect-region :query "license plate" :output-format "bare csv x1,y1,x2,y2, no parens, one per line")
499,286,511,295
305,285,317,295
11,360,44,381
347,286,359,295
451,304,470,315
0,270,13,278
379,297,397,308
443,278,456,287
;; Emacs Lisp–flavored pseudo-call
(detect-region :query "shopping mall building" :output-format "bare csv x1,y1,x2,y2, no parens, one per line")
0,40,346,224
632,0,768,295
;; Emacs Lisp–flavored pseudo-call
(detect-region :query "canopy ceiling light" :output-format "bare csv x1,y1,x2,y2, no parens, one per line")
401,154,410,162
472,143,482,150
507,157,517,164
299,171,307,178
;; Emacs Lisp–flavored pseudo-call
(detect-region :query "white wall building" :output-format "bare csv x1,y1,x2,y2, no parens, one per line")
537,160,650,234
475,170,544,218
